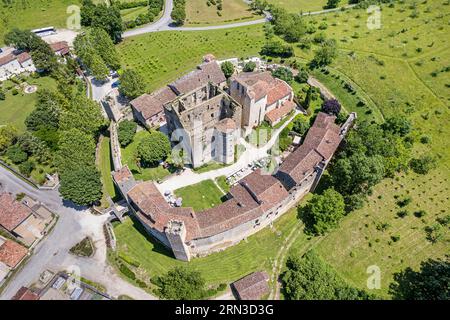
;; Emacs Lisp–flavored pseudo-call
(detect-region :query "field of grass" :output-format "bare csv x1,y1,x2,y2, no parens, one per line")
266,0,328,13
185,0,260,26
121,130,171,181
284,0,450,298
0,76,58,132
116,24,266,92
215,176,230,193
0,0,80,44
111,206,310,288
121,6,150,22
174,179,225,211
192,161,229,173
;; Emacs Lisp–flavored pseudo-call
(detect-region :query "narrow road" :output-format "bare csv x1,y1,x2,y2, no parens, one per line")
0,158,157,300
123,3,356,38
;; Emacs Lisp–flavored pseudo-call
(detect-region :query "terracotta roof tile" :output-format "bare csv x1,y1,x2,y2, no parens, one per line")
11,287,39,300
0,193,32,231
0,53,17,66
215,118,236,132
0,240,28,268
112,165,133,184
170,61,226,94
266,79,292,106
232,271,269,300
264,100,296,125
50,41,70,55
130,86,177,120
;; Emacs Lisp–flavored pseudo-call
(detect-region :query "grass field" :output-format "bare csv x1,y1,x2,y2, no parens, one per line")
284,0,450,298
111,206,310,288
185,0,260,26
174,179,225,211
116,24,266,92
121,130,171,181
266,0,328,13
0,76,58,132
0,0,80,44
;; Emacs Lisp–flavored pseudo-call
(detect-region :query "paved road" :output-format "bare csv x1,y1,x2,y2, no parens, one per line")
123,3,355,38
0,167,157,300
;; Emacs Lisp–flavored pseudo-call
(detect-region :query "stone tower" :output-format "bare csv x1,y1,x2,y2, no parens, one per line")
165,220,191,261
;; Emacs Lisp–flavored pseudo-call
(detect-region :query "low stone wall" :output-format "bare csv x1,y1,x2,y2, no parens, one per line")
109,121,123,171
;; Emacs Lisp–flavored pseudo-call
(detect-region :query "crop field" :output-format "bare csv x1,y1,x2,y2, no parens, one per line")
0,0,79,44
266,0,328,13
185,0,261,26
116,24,266,92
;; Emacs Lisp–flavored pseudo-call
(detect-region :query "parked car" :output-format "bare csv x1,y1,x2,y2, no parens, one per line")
111,80,120,88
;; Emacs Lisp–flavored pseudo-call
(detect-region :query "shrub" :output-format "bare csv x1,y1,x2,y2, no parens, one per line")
243,61,256,72
118,262,136,280
6,144,27,164
322,99,341,116
410,155,437,174
396,210,408,218
118,120,137,147
18,160,35,176
414,210,427,218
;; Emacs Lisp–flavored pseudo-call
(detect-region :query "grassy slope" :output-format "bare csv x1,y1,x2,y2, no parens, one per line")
288,0,450,298
0,0,80,44
116,24,266,92
174,179,225,211
121,130,171,181
0,76,58,132
185,0,260,26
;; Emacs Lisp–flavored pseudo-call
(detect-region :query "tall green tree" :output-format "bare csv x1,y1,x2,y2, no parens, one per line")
156,267,207,300
0,125,18,152
390,258,450,300
25,89,63,131
220,61,235,79
137,131,171,167
59,165,103,206
119,69,146,99
312,39,338,67
301,188,346,235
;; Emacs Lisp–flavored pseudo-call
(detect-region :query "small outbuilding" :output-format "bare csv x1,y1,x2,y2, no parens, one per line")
231,271,270,300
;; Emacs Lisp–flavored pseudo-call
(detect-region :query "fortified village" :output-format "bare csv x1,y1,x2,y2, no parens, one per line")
113,55,355,261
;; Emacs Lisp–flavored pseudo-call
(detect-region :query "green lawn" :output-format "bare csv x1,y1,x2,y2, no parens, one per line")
121,130,171,181
111,206,309,288
185,0,261,26
98,136,118,201
192,161,230,173
174,179,225,211
215,176,230,193
117,24,266,92
121,6,150,22
0,76,58,132
0,0,80,45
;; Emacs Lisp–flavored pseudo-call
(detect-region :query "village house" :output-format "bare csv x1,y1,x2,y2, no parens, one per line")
113,112,354,261
0,193,55,247
130,57,226,128
230,71,295,131
0,237,28,284
0,48,35,81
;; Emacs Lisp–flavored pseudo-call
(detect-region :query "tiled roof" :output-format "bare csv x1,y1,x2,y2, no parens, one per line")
0,193,32,231
277,112,342,184
0,53,17,66
232,71,276,101
264,100,296,125
112,165,133,184
50,41,70,55
0,239,28,268
215,118,236,132
16,52,31,63
130,86,177,120
169,61,226,95
232,271,269,300
266,79,292,106
11,287,40,300
238,169,289,211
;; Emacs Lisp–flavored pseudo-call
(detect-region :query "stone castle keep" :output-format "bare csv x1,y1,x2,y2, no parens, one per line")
113,112,356,261
164,82,242,168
